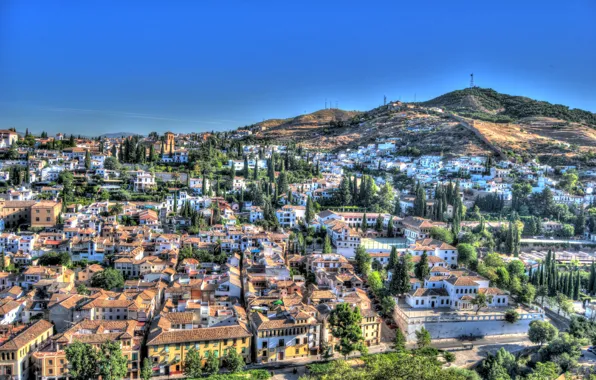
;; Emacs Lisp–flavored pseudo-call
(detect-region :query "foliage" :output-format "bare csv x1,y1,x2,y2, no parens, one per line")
528,320,558,346
525,362,559,380
141,358,153,380
184,347,203,378
223,348,245,373
328,303,367,357
414,252,430,281
90,268,124,290
504,309,519,324
421,87,596,125
430,227,454,245
456,244,477,267
415,327,431,348
97,341,128,380
304,352,467,380
38,251,71,267
539,333,586,372
204,354,220,375
201,370,271,380
65,341,98,380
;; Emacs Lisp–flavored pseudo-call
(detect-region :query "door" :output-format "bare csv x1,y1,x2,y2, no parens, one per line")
278,352,284,360
431,301,435,308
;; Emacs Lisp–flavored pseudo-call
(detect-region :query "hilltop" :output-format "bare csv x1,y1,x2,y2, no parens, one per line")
420,87,596,125
245,88,596,165
99,132,142,139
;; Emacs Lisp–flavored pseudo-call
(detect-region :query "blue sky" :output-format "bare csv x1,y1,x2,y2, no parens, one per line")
0,0,594,135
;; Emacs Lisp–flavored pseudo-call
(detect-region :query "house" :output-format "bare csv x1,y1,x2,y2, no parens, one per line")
33,319,142,380
0,319,54,380
146,310,252,377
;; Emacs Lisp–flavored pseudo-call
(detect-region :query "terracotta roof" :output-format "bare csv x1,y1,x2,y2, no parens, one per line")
147,322,250,346
0,320,53,351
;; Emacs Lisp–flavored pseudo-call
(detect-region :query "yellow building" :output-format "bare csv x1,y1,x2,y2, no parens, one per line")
147,311,252,377
33,319,142,380
0,320,54,380
250,306,321,364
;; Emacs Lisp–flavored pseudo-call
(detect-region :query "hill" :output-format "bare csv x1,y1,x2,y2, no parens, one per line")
247,109,359,143
99,132,142,138
245,88,596,166
420,87,596,125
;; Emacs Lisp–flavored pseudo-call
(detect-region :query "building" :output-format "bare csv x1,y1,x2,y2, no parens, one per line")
0,201,61,230
33,319,142,380
133,172,156,192
30,201,62,228
0,320,54,380
249,299,320,364
0,130,18,148
146,310,252,377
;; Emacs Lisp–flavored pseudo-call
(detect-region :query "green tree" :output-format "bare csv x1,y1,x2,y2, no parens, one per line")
223,347,245,373
390,256,412,296
526,362,559,380
380,295,396,318
65,341,98,380
328,303,367,358
323,235,332,254
504,309,520,324
183,347,202,378
414,252,430,281
528,320,558,347
90,268,124,290
393,329,407,352
97,341,128,380
354,245,371,277
305,196,314,224
367,271,383,297
470,293,489,315
430,227,454,244
141,358,153,380
204,353,220,375
85,149,91,170
456,244,477,267
415,327,431,348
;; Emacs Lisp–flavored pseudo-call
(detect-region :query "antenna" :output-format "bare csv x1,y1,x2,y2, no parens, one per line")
384,95,387,106
470,73,475,88
335,101,338,109
325,98,327,109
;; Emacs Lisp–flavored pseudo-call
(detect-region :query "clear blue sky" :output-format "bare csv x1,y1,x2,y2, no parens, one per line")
0,0,594,136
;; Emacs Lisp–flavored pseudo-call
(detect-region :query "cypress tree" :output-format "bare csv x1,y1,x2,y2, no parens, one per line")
243,156,249,178
589,262,595,295
574,270,581,300
361,212,367,232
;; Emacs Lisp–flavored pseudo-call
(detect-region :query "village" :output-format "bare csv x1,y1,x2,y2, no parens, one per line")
0,127,595,380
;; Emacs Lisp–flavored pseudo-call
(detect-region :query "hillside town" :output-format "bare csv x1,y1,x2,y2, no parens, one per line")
0,127,595,380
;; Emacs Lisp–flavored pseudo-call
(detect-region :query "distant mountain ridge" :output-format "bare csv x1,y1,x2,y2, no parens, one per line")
99,132,142,138
420,87,596,125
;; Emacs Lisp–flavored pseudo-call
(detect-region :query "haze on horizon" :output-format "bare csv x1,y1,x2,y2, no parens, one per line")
0,0,594,136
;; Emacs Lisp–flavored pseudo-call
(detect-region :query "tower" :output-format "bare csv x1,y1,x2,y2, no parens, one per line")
470,73,475,88
164,132,175,153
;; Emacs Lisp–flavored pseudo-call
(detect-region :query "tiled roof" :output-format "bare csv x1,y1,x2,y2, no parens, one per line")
0,320,53,351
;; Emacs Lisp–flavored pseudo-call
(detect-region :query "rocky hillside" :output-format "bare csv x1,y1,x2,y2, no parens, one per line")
245,89,596,165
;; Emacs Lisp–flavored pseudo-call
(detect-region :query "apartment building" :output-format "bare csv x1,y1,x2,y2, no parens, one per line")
33,319,143,380
146,311,252,377
0,320,54,380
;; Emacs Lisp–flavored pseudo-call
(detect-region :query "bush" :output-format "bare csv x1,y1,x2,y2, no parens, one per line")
504,309,520,324
442,351,456,363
